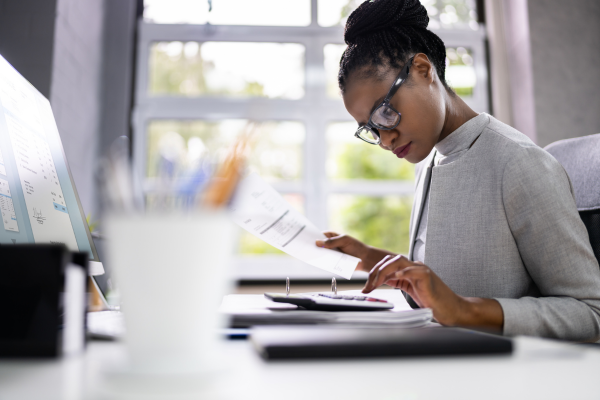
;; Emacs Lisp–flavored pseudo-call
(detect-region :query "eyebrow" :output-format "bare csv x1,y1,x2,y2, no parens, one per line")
358,95,386,126
370,95,386,114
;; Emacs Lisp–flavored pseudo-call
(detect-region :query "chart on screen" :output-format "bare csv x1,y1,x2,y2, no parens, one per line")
0,59,78,248
0,177,18,232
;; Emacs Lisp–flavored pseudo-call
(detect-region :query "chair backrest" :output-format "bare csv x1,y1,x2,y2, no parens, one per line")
545,134,600,263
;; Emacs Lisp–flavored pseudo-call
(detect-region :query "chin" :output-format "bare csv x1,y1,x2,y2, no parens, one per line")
404,148,427,164
404,155,422,164
407,141,438,164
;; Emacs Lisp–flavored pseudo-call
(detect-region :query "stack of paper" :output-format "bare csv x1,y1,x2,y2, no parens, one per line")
220,289,432,329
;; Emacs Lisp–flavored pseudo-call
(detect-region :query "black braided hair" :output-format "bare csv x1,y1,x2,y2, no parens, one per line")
339,0,451,94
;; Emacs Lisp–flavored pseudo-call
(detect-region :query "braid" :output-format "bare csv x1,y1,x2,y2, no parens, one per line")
339,0,450,94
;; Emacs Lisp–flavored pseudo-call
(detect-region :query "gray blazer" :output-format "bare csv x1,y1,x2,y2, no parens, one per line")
408,114,600,342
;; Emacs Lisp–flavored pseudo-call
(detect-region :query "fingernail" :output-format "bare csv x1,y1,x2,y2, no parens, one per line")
315,240,324,247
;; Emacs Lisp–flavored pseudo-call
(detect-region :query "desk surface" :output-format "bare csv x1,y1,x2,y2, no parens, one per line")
0,336,599,400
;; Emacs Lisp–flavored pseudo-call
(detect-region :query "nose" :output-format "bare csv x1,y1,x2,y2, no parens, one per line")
378,128,398,150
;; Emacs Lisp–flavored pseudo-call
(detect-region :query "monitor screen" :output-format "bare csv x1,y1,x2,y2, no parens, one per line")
0,54,103,274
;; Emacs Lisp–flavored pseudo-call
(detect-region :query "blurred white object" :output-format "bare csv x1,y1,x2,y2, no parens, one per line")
87,310,125,340
105,211,234,374
62,263,87,355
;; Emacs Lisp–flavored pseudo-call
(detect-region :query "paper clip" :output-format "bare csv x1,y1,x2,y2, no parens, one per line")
286,277,290,296
331,277,337,295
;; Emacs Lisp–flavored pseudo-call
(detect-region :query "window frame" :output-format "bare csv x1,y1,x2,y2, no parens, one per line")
133,0,488,280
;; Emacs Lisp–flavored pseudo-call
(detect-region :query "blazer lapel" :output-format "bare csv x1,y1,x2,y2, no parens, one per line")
408,153,435,261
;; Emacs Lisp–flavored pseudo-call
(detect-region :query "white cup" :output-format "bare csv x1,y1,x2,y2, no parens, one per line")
105,210,234,374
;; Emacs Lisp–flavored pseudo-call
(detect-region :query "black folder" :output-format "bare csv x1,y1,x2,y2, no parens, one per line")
251,326,512,360
0,245,88,357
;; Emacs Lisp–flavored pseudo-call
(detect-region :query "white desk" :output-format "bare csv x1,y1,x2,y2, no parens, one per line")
0,336,598,400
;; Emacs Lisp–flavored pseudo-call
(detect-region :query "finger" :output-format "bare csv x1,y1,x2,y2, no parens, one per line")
355,261,364,271
383,278,401,289
362,256,396,292
322,231,340,238
362,254,392,274
395,266,430,284
362,255,405,293
374,255,393,268
371,255,410,289
316,232,341,247
383,265,423,288
316,234,348,249
393,267,431,305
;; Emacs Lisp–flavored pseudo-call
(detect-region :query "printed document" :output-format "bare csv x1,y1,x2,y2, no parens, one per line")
230,173,360,279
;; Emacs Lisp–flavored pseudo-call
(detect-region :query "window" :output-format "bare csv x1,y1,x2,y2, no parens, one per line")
134,0,488,280
144,0,311,26
149,42,305,99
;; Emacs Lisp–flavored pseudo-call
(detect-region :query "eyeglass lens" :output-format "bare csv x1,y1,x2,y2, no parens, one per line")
357,126,380,143
371,104,400,128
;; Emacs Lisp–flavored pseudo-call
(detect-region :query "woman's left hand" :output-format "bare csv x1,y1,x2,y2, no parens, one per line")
362,255,504,329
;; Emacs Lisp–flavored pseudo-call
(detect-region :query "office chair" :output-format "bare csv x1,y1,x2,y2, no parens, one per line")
545,134,600,264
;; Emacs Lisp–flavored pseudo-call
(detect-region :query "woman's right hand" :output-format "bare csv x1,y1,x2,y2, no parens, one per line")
315,232,396,273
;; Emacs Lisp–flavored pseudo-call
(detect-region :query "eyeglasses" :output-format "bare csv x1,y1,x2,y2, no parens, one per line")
354,57,414,145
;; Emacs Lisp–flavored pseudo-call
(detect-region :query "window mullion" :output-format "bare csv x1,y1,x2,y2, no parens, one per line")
310,0,318,27
303,35,328,230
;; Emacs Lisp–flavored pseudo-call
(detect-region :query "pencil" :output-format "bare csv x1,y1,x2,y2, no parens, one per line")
203,123,255,208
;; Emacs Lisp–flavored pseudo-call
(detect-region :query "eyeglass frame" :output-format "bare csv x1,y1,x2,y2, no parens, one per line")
354,56,414,145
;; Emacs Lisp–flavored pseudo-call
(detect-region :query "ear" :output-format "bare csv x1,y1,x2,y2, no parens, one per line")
410,53,435,85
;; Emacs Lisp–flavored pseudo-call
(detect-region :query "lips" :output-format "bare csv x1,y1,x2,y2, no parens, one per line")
393,142,412,158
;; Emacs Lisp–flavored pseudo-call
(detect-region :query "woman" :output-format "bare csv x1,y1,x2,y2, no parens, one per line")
316,0,600,341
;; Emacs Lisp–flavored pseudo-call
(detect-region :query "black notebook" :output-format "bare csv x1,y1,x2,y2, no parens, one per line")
251,326,512,360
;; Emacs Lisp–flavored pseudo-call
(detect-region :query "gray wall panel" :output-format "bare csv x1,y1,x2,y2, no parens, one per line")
98,0,137,160
0,0,57,97
528,0,600,147
50,0,105,218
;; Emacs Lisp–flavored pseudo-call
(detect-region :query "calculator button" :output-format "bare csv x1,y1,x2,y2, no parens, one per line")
366,297,388,303
319,294,335,299
353,296,366,301
341,296,355,300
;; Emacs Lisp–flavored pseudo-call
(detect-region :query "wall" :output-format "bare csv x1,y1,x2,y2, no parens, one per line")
0,0,137,219
0,0,57,97
528,0,600,147
98,0,137,160
50,0,104,218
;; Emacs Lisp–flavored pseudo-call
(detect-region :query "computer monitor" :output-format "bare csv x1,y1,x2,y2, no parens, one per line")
0,54,104,276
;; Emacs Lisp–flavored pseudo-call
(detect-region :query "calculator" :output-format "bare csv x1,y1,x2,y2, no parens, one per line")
264,293,394,311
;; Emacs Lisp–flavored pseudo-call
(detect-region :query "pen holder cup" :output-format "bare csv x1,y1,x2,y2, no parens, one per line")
105,210,235,373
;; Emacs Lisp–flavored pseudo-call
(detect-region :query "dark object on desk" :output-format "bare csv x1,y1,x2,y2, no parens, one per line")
0,245,88,358
264,292,394,311
580,210,600,264
545,133,600,264
251,326,512,360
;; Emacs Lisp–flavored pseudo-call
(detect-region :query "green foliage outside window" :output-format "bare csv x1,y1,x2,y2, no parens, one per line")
149,42,266,97
330,141,414,181
330,142,414,256
331,195,413,256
